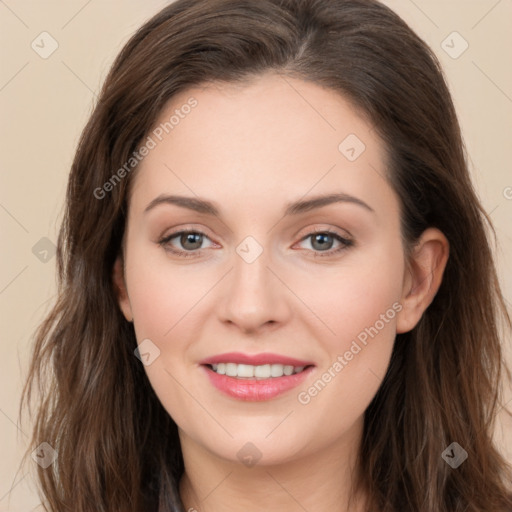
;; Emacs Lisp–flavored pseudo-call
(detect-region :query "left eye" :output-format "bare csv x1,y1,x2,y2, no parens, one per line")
296,231,353,255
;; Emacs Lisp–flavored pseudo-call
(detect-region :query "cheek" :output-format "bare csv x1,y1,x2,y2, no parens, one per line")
293,245,403,428
125,242,213,340
124,251,210,421
292,244,403,406
292,239,404,349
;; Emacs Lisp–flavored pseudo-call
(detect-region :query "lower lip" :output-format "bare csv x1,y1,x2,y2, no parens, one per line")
201,365,314,401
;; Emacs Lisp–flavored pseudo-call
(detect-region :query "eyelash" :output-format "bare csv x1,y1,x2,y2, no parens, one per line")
158,228,354,259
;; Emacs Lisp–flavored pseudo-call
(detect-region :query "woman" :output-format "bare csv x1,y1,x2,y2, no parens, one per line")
21,0,512,510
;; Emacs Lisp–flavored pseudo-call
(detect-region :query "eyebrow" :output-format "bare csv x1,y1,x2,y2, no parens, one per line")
144,192,375,216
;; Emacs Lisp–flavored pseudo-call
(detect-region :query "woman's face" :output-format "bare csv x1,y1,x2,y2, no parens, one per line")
115,72,414,465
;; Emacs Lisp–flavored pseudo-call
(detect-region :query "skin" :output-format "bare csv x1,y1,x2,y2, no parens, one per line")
113,71,449,512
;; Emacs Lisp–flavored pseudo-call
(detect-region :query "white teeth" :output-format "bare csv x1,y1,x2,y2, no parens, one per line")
209,362,307,378
271,364,284,377
225,363,238,377
237,364,255,378
254,364,270,378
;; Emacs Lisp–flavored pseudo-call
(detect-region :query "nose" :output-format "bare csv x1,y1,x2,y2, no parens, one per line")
218,242,293,335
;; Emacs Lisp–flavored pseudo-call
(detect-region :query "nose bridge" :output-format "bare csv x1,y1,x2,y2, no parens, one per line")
219,234,291,331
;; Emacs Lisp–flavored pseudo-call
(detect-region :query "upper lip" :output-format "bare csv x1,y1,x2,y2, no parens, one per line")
200,352,314,367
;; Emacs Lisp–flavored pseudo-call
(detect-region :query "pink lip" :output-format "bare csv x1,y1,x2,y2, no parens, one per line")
200,352,314,367
201,365,315,401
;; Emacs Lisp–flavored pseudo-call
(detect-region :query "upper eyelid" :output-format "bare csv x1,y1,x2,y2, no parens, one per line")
159,225,215,241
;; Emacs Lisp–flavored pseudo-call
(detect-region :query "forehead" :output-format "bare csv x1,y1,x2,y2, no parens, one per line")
129,72,397,220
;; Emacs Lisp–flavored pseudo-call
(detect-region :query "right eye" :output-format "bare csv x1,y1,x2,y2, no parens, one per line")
158,229,216,258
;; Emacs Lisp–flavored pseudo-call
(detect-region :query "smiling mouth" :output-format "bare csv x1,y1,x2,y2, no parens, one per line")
204,363,313,379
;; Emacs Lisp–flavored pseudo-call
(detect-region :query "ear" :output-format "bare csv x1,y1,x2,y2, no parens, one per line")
112,255,133,322
396,227,449,334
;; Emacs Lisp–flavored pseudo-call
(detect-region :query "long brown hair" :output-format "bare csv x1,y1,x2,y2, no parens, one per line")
20,0,512,510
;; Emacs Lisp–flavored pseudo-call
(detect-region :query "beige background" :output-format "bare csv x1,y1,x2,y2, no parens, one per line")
1,0,511,510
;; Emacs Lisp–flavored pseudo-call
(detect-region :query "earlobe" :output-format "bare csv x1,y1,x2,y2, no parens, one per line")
112,256,133,322
396,227,449,334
